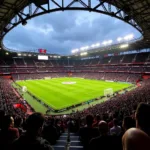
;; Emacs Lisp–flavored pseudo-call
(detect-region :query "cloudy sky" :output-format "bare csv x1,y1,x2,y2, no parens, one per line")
4,9,141,55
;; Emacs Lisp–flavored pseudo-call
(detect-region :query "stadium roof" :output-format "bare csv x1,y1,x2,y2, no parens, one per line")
0,0,150,54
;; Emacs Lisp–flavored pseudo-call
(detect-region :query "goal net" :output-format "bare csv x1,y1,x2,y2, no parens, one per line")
45,77,51,79
104,88,113,97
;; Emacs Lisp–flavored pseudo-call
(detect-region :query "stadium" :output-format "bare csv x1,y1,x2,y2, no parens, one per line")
0,0,150,150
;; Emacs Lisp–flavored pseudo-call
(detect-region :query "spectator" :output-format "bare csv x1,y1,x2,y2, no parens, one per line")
15,117,24,135
89,121,116,150
0,110,5,129
79,115,99,150
0,115,19,149
122,117,135,132
122,128,150,150
135,103,150,136
42,118,58,145
12,113,53,150
110,119,121,135
92,114,101,128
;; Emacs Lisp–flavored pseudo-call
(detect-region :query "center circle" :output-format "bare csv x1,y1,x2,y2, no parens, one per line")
62,81,76,85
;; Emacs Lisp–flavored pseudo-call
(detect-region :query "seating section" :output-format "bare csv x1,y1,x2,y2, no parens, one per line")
0,52,150,150
0,77,25,116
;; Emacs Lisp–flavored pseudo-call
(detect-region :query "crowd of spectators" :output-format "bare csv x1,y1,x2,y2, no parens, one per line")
0,102,150,150
0,77,24,117
0,76,150,150
12,72,141,83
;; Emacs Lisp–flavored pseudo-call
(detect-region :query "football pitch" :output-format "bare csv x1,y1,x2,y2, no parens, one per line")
16,78,131,110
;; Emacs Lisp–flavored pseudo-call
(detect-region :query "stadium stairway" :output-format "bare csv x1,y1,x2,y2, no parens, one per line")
53,132,83,150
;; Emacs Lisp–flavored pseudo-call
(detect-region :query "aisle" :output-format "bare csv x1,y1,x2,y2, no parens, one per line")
53,132,83,150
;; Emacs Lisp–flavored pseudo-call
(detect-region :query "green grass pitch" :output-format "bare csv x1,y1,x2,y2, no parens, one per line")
16,77,131,110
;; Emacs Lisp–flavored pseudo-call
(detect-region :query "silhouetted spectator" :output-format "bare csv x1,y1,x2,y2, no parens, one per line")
15,117,24,135
89,121,116,150
92,114,101,128
122,117,135,132
135,103,150,136
0,115,19,150
0,110,5,129
12,113,53,150
110,119,121,135
79,115,99,150
42,118,58,145
122,128,150,150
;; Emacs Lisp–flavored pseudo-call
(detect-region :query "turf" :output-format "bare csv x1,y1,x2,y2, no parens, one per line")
16,77,131,110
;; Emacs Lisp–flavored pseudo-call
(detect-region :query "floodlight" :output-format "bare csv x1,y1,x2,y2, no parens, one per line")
80,52,88,56
72,49,79,53
18,53,21,56
120,44,129,48
6,52,9,55
28,54,32,56
22,20,27,26
15,11,28,26
124,34,134,41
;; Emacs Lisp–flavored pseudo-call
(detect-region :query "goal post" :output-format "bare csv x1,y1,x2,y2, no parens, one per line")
104,88,113,97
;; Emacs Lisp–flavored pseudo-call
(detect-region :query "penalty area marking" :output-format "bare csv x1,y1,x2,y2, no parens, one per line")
62,81,76,85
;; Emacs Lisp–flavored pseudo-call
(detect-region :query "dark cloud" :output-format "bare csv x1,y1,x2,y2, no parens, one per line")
4,10,141,54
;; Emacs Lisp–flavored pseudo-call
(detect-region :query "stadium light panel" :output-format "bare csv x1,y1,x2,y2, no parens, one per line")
18,53,21,56
124,34,134,41
120,44,129,48
72,48,79,53
80,52,88,56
